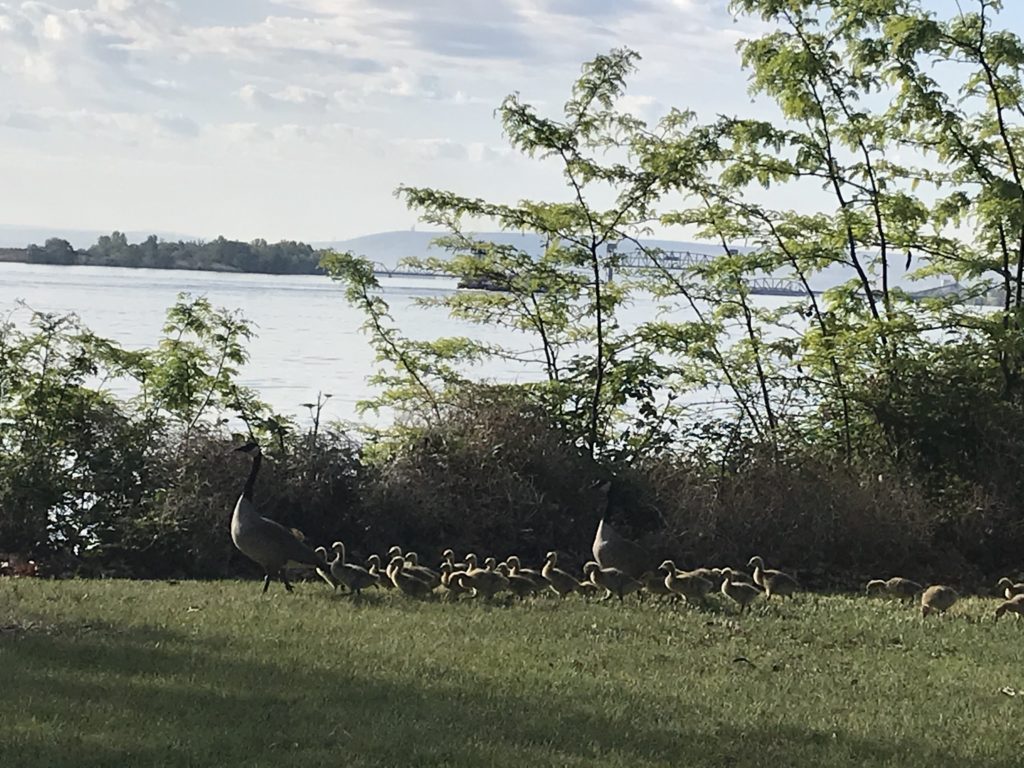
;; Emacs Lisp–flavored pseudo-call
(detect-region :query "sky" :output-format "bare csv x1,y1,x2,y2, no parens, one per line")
0,0,1020,244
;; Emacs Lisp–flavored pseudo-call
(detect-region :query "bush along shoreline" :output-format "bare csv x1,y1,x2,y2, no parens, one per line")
0,297,1014,589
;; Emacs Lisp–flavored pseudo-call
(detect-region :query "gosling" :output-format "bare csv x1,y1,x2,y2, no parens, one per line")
506,555,545,588
454,567,508,600
403,552,441,589
865,576,922,601
366,554,392,589
721,573,762,613
542,551,581,597
920,584,958,617
995,594,1024,620
583,561,641,602
660,560,714,605
389,556,434,599
440,562,470,599
747,556,799,600
497,562,538,599
328,541,378,595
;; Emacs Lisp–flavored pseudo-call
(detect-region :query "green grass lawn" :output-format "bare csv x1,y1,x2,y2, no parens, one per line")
1,579,1022,767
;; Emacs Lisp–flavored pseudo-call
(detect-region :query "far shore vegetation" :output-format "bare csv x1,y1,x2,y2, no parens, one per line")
0,231,323,274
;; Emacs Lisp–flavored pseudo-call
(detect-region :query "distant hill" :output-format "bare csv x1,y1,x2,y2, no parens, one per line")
318,230,932,292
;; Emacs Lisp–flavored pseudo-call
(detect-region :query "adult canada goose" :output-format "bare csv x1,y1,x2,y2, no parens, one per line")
996,577,1024,600
747,556,799,599
721,573,762,612
328,542,378,596
583,561,641,602
542,551,581,597
591,481,650,579
230,443,328,593
660,560,714,604
920,585,958,617
995,593,1024,620
389,556,434,598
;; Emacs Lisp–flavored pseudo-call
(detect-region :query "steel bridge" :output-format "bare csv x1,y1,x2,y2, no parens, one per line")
370,247,809,297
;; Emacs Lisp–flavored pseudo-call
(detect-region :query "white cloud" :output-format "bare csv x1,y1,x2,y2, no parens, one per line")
0,0,760,239
0,106,198,142
239,83,329,111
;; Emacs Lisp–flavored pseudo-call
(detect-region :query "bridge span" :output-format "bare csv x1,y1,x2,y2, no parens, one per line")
369,247,810,297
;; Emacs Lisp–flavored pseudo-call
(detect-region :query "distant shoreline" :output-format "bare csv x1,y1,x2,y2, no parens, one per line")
0,249,320,276
0,233,326,276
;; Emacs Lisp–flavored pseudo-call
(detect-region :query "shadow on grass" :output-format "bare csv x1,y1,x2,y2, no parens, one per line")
0,618,1014,768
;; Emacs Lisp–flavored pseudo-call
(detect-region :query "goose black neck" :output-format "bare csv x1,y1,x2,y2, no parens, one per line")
243,451,262,500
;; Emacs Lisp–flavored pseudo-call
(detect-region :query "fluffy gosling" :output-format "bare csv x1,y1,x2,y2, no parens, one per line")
920,584,958,617
542,551,581,597
747,556,799,600
583,561,641,602
995,593,1024,620
721,573,762,613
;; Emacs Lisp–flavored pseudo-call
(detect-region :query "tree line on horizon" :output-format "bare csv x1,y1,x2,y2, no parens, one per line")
13,231,322,274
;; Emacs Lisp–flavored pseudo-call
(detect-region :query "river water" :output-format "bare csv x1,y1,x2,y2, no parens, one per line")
0,262,794,424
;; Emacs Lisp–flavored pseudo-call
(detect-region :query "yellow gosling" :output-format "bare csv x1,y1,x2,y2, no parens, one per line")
403,552,441,589
542,551,581,597
995,594,1024,620
366,554,392,589
329,541,378,595
747,556,799,600
497,562,537,598
920,584,958,617
441,549,469,571
389,556,433,599
454,567,508,599
721,573,762,613
885,577,923,600
582,561,641,602
439,562,470,599
660,559,713,605
506,555,545,588
865,579,888,597
639,570,674,599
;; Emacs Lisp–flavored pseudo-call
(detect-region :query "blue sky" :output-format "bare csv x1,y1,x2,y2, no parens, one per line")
0,0,1018,243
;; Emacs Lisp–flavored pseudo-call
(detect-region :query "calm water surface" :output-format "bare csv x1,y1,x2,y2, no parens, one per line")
0,262,792,423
